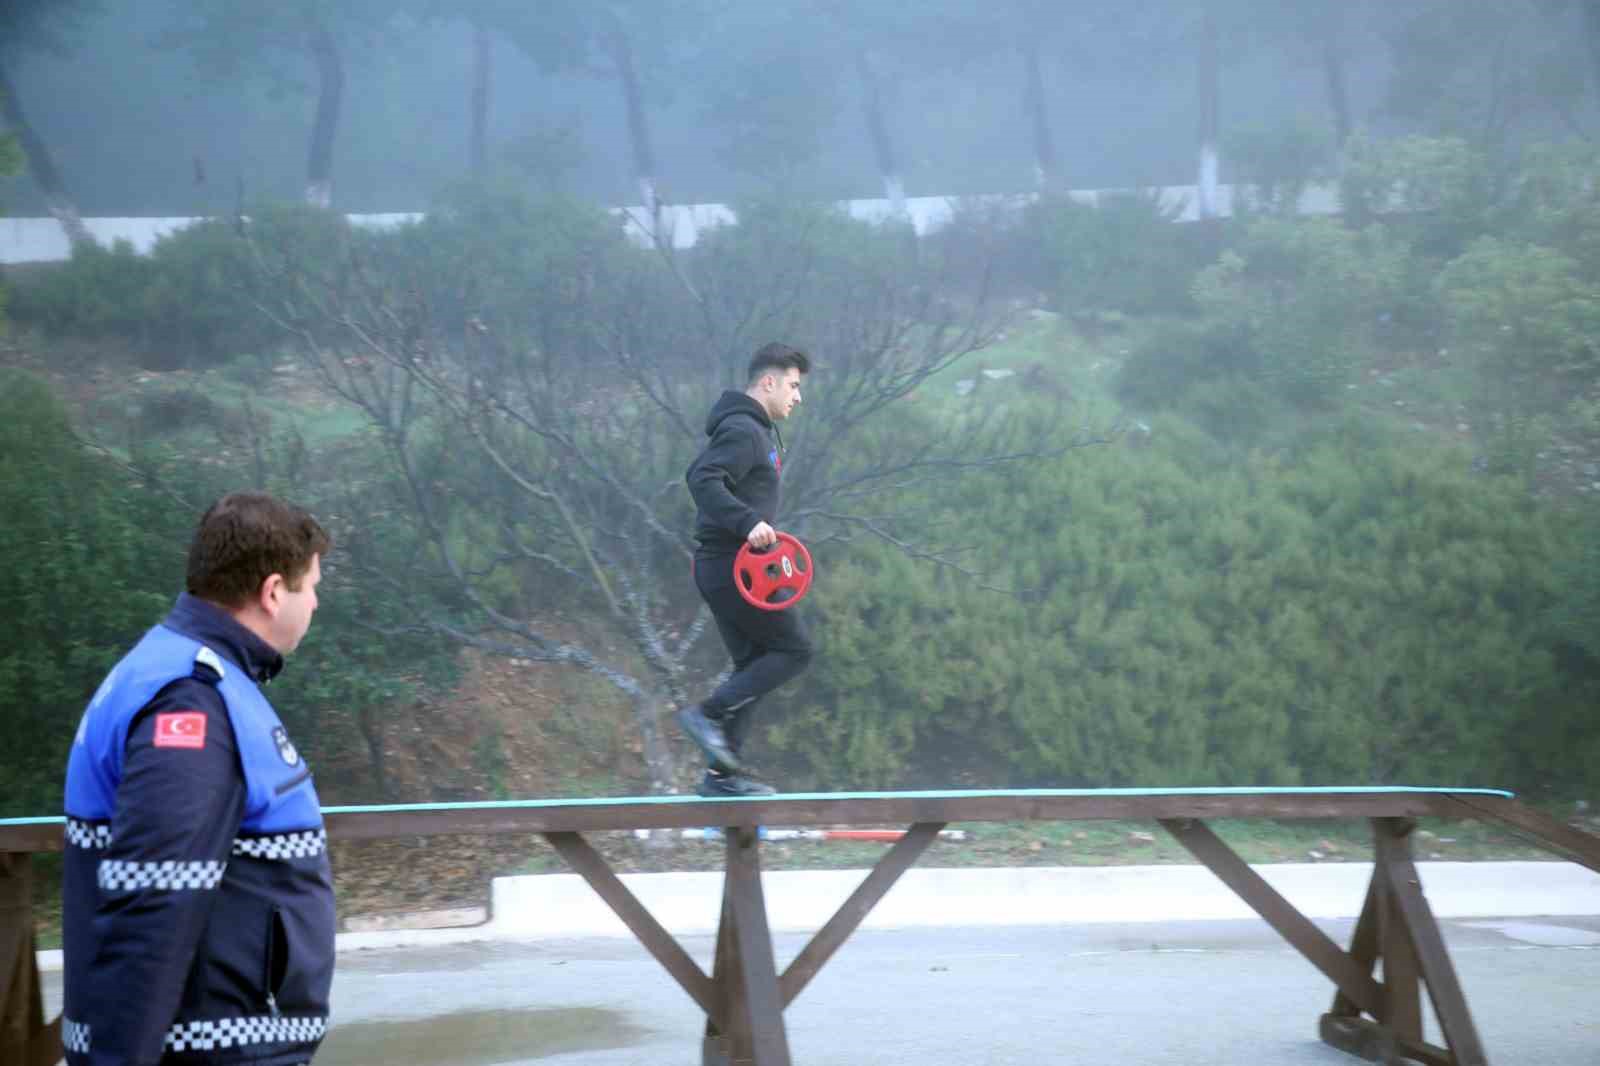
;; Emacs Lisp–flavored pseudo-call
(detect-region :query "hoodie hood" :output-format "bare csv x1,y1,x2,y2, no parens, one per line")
704,390,772,436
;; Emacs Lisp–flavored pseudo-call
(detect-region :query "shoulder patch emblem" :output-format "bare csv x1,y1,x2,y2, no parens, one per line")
154,712,207,749
271,726,301,767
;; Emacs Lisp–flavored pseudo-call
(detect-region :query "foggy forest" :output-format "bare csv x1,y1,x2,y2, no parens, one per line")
3,0,1599,817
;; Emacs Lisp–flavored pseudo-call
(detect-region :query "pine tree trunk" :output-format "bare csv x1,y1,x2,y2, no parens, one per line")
1022,37,1058,192
605,21,660,225
470,23,492,176
1322,38,1351,150
1583,0,1600,111
1319,6,1352,175
1195,10,1220,220
633,688,680,794
856,50,905,218
305,22,344,208
0,58,92,247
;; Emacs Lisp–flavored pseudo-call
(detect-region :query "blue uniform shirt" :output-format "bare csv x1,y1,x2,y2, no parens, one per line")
61,593,334,1066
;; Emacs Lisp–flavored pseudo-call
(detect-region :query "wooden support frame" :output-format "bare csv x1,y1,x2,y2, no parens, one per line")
1442,795,1600,875
779,821,943,1008
0,854,59,1066
1163,815,1490,1066
1320,819,1488,1066
541,831,720,1022
717,827,791,1066
3,788,1594,1066
540,823,942,1065
1158,818,1385,1016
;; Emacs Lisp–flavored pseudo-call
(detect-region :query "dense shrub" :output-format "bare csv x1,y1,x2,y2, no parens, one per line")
1197,219,1412,407
1339,134,1499,257
1018,191,1200,316
766,413,1591,796
1224,119,1336,217
0,370,176,815
1504,143,1600,277
7,203,355,369
1437,237,1600,476
1116,215,1417,428
1114,317,1256,413
6,239,155,348
381,181,632,341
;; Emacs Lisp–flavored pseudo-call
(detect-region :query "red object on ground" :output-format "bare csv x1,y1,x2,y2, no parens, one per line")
734,532,813,611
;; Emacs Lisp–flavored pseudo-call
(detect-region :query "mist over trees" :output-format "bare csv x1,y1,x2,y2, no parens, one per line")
9,0,1597,222
3,1,1600,808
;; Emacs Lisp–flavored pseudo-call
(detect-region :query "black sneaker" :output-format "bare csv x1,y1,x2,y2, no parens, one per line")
697,772,778,797
675,703,741,773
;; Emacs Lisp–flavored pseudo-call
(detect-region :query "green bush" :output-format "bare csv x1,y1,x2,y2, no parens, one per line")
0,370,177,815
1192,218,1411,408
1116,218,1414,423
687,197,927,363
1019,191,1198,316
1546,502,1600,669
1225,118,1336,218
382,181,633,347
6,239,155,348
1437,237,1600,476
1339,134,1498,258
0,125,19,333
1505,143,1600,277
265,493,466,801
1114,317,1258,414
106,423,468,802
0,365,466,809
766,413,1591,795
7,203,355,369
147,202,360,368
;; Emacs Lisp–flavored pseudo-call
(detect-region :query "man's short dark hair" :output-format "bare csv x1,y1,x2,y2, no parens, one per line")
186,492,331,608
747,341,811,384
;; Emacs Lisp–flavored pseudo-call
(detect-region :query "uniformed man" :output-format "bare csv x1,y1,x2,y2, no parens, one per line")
62,492,335,1066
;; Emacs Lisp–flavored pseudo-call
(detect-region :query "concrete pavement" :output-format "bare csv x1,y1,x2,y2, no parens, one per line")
39,916,1600,1065
37,858,1600,969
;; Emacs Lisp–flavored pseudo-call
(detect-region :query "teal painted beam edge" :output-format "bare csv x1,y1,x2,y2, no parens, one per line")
2,785,1514,826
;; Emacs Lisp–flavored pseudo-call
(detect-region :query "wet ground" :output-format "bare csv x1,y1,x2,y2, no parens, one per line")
44,916,1600,1064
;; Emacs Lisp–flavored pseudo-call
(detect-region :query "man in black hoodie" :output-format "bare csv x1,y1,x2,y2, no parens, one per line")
678,342,814,796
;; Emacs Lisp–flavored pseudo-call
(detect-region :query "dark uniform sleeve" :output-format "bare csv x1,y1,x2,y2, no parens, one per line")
87,676,245,1066
686,419,762,539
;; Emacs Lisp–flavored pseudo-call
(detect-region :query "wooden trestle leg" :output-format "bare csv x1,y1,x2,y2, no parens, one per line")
0,853,61,1066
1318,818,1489,1066
1159,816,1489,1066
705,822,945,1065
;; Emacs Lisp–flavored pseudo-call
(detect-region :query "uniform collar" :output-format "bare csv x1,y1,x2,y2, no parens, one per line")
163,592,285,684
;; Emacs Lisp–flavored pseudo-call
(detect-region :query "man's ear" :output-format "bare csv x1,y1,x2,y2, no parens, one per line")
258,573,286,617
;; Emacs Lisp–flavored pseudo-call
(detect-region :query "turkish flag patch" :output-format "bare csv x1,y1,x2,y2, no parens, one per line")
153,711,207,749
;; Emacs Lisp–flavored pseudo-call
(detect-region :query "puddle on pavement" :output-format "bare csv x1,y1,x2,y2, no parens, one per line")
1460,920,1600,947
312,1006,653,1065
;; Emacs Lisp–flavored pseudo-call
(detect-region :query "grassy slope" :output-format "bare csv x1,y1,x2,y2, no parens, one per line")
11,320,1597,945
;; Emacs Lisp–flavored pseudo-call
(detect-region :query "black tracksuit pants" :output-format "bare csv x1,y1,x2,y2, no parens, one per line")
693,553,813,756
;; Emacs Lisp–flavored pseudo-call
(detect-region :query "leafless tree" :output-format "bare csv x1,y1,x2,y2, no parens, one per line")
254,200,1105,791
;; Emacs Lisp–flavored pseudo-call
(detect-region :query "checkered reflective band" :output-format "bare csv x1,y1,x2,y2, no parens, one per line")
98,858,227,893
65,818,111,851
63,1018,91,1054
164,1015,328,1053
232,828,328,861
